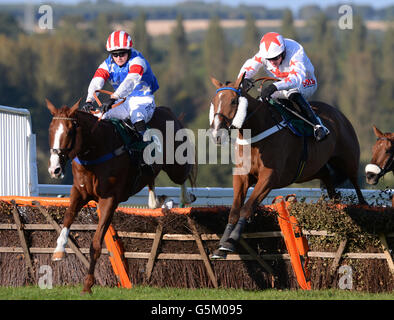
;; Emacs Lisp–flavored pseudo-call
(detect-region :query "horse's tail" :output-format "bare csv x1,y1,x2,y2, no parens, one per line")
188,144,198,189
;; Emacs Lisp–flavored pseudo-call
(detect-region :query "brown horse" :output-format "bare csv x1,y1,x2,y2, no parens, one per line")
46,99,196,293
209,73,366,258
365,126,394,206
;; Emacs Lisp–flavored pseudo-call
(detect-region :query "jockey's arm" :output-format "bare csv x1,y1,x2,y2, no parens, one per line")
86,62,109,102
238,53,264,79
274,48,307,91
112,64,143,99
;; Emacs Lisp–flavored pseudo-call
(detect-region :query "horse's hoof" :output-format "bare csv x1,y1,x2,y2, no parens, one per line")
189,193,197,203
81,288,92,295
219,241,236,253
52,251,65,261
211,249,227,260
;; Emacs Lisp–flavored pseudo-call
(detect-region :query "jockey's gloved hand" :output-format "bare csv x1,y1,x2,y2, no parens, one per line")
260,84,278,101
82,101,95,112
101,98,116,113
241,78,254,92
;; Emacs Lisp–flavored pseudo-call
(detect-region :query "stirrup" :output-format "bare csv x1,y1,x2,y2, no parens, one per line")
313,125,329,141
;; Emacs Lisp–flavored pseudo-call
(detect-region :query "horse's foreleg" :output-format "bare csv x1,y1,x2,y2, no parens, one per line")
82,198,116,294
53,186,87,261
227,172,274,247
148,183,160,208
212,175,249,258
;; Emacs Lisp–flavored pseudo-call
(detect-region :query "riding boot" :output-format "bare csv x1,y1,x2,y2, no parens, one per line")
134,120,147,142
288,92,330,142
133,120,154,173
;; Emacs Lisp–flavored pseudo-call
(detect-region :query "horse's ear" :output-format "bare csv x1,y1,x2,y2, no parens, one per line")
70,98,81,115
235,72,246,89
46,99,57,116
211,77,223,89
373,125,383,138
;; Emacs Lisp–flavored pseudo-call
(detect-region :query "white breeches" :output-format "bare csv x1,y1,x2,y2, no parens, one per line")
102,95,156,124
272,83,317,100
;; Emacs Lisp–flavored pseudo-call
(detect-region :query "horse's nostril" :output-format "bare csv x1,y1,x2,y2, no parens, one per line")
54,167,61,175
366,172,375,179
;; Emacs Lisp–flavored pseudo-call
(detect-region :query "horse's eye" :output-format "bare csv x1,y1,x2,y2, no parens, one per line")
231,98,238,105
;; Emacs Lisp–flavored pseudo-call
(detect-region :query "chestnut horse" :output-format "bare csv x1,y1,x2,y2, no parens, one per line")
46,99,196,293
209,74,366,258
365,125,394,206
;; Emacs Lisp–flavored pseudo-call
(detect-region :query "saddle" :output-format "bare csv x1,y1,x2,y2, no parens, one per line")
108,118,153,166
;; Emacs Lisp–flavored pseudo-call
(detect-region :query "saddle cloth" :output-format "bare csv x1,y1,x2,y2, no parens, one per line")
108,118,154,167
269,99,314,137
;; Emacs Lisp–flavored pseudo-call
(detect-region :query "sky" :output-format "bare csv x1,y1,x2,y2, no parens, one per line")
0,0,393,10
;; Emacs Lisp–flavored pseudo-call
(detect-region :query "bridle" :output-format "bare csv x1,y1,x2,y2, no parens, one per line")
374,137,394,177
213,87,241,130
212,77,279,131
50,116,77,162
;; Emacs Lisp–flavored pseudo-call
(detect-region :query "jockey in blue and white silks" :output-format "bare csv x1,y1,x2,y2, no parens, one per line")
85,30,159,135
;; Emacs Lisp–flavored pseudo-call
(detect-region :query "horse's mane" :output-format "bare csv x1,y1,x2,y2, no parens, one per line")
75,110,113,128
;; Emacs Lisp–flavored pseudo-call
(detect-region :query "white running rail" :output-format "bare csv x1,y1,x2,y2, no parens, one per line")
38,185,392,207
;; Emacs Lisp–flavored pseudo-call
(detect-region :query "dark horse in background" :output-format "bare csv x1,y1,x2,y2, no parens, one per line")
46,99,197,293
209,73,366,258
365,125,394,206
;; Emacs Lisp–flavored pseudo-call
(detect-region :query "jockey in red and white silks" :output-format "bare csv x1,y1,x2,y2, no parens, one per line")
239,33,317,99
238,32,329,141
84,30,159,135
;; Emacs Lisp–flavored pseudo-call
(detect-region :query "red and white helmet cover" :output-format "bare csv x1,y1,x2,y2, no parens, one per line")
259,32,285,59
106,30,133,52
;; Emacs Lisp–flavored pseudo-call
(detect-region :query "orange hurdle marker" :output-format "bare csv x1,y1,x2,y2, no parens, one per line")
97,206,132,289
274,196,311,290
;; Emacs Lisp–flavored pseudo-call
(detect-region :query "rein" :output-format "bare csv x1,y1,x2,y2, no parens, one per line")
51,113,127,166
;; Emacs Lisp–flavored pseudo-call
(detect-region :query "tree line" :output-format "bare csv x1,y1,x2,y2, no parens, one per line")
1,1,393,22
0,9,392,189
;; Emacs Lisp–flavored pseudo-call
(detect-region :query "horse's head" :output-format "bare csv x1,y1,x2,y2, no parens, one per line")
209,73,248,145
46,98,81,179
365,125,394,185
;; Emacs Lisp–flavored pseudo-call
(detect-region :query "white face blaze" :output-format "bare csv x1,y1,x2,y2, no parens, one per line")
48,122,65,179
209,91,248,144
209,92,223,142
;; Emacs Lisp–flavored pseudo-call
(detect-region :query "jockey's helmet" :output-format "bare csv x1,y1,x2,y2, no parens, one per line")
106,30,133,52
259,32,285,59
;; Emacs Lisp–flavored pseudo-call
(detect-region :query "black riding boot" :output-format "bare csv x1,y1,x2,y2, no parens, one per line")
132,120,154,173
288,92,329,142
134,120,147,141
